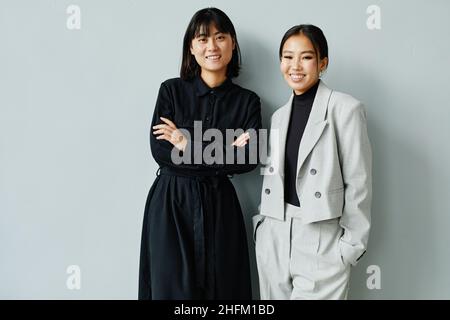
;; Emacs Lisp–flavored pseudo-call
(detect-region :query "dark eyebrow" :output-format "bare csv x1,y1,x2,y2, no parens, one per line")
197,31,224,38
282,50,315,55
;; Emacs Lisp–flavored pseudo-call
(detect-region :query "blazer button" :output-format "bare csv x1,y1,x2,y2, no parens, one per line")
315,192,321,198
265,188,271,195
310,168,317,175
269,166,274,173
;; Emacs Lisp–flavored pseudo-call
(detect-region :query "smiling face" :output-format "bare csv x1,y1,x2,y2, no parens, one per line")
280,33,328,95
190,23,235,81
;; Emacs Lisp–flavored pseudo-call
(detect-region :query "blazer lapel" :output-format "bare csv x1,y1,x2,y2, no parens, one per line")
296,80,332,177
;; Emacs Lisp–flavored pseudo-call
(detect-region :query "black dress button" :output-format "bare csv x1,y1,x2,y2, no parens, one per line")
310,169,317,175
315,192,321,198
269,167,274,173
265,188,271,195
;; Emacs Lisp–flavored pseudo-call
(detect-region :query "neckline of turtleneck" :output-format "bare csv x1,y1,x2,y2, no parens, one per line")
293,80,320,104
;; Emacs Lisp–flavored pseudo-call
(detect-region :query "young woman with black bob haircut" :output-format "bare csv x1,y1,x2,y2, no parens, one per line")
253,24,372,299
139,7,261,300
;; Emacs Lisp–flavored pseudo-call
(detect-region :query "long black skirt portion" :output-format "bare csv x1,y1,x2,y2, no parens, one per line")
138,167,252,300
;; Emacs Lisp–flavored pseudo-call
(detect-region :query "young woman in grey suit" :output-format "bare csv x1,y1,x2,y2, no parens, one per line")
253,25,372,299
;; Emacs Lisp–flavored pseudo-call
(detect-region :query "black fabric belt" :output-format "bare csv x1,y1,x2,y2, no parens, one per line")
158,166,229,180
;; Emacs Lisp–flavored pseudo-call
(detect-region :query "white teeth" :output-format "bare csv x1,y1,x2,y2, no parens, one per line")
206,55,220,60
290,74,305,81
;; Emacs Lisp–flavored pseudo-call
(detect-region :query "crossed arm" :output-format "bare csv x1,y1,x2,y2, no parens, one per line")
152,117,251,151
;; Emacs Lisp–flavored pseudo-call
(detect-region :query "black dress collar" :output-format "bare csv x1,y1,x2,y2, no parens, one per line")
194,75,233,98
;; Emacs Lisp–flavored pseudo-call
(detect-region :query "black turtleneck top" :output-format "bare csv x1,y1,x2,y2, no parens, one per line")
284,81,320,207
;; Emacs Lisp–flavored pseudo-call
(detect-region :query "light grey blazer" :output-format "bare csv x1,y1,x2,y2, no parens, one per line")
259,80,372,266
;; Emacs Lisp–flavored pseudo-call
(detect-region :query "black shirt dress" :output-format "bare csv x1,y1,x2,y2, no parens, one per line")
138,76,262,299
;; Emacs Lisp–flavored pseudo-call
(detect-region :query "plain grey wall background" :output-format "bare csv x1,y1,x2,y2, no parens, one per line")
1,0,450,299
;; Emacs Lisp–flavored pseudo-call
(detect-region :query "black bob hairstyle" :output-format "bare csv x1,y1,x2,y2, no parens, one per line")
279,24,329,69
180,8,241,80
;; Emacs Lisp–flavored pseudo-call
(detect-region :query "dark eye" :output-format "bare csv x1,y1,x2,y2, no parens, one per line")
283,56,293,59
303,56,313,60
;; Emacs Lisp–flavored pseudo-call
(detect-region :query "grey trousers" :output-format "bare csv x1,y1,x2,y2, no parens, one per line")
253,203,351,300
